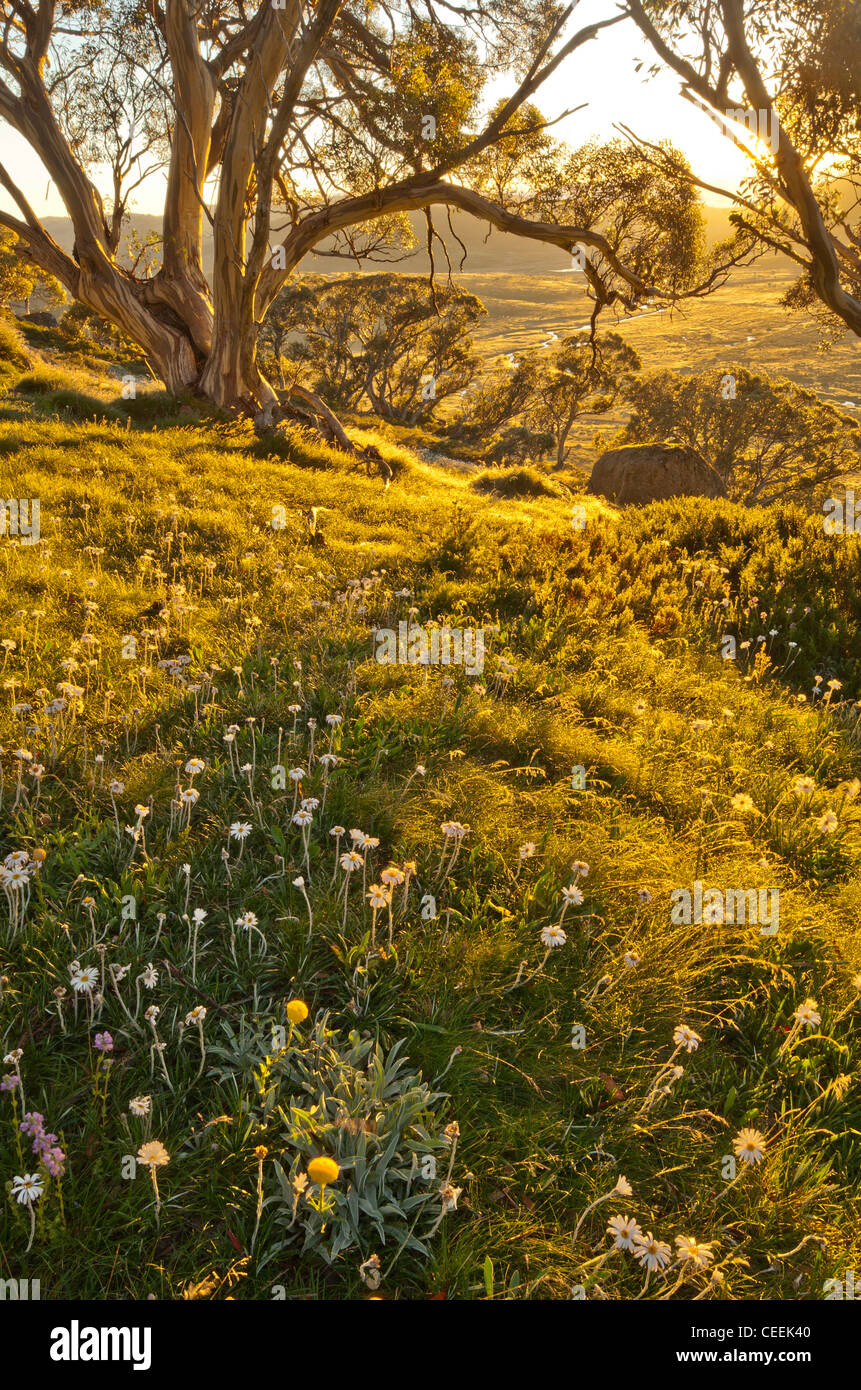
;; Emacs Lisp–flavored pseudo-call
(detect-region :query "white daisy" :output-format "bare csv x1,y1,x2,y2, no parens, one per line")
540,924,567,948
733,1127,766,1166
675,1235,714,1267
673,1025,702,1052
634,1232,672,1271
606,1214,643,1252
12,1173,44,1204
71,966,98,993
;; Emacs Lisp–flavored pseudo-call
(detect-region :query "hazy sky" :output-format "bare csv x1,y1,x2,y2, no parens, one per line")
519,0,751,201
0,0,750,220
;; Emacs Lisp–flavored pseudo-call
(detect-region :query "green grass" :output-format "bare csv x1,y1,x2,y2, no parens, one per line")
0,355,860,1302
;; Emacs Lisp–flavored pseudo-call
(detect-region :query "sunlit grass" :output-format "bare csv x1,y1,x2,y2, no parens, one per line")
0,343,859,1299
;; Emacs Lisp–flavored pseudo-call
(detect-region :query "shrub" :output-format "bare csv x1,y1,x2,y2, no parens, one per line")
251,1016,457,1266
116,390,196,424
471,465,562,498
40,389,119,421
0,314,31,371
626,497,861,690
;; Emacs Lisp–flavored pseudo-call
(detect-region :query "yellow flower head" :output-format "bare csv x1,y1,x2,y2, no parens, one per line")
286,999,309,1025
307,1155,340,1188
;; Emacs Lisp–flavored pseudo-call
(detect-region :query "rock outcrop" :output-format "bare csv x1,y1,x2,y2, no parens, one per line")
587,444,728,505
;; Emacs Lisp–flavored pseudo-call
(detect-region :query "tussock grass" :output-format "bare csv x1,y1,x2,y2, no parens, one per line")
470,464,567,499
14,367,74,395
0,316,31,374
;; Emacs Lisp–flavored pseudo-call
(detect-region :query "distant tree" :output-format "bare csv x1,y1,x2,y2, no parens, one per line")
525,331,641,466
259,275,355,399
618,366,861,504
455,354,542,439
486,423,555,466
467,98,558,207
531,138,716,311
457,330,639,466
0,231,35,309
58,302,140,357
262,274,485,424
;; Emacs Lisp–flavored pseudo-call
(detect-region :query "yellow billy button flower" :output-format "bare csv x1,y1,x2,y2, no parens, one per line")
307,1155,340,1189
286,999,309,1025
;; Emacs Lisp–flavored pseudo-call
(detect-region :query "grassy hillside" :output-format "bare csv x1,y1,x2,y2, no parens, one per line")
1,328,860,1301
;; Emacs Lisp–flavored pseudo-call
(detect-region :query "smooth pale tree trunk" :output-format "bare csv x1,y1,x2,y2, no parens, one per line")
197,323,259,408
70,233,281,410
